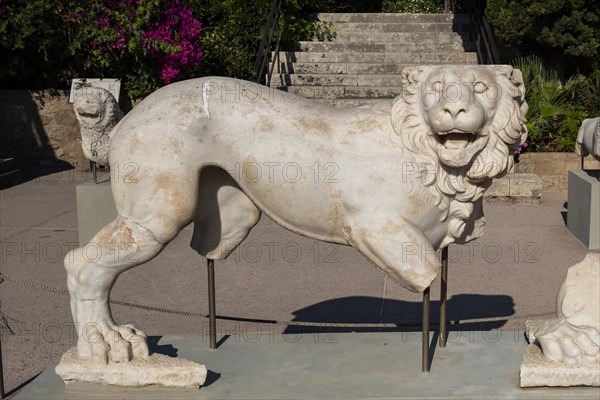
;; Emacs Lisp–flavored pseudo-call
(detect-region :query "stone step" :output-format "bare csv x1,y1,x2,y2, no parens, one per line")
0,157,16,174
273,56,479,74
297,35,466,51
285,85,404,99
317,13,469,24
286,73,411,87
0,157,21,188
314,98,394,108
329,22,469,34
326,32,466,43
275,49,475,63
310,32,473,47
275,62,414,75
275,52,477,67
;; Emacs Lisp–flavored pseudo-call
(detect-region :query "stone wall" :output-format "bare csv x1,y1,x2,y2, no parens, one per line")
514,153,600,192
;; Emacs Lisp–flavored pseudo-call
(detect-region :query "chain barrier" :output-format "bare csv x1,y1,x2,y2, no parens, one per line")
0,274,555,329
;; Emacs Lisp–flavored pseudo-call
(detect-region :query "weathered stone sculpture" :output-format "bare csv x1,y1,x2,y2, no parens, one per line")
521,253,600,387
73,85,124,166
59,65,527,386
576,117,600,162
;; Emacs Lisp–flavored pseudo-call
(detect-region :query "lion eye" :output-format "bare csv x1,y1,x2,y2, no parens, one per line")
474,82,488,93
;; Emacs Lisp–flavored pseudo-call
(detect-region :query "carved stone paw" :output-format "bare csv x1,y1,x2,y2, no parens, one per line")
534,318,600,367
77,322,149,365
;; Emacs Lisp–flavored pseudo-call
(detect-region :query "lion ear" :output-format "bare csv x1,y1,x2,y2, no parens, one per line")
490,65,526,101
401,66,426,87
509,68,526,99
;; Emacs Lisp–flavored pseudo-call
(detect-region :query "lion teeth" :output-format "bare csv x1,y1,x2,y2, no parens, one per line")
444,132,472,149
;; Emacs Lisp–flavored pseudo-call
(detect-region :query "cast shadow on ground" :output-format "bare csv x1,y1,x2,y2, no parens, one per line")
147,336,179,358
147,336,221,387
562,201,568,226
0,91,76,189
283,293,515,335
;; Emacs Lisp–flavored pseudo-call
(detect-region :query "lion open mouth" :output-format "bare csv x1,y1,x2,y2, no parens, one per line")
433,130,487,167
436,130,477,149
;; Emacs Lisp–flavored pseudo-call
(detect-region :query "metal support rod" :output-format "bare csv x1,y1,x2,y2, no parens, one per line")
0,318,4,399
422,286,431,373
440,247,449,348
207,259,217,350
581,156,585,170
92,161,98,184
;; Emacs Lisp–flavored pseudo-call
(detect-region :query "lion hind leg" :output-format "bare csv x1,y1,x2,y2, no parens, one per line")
191,165,261,259
343,218,440,293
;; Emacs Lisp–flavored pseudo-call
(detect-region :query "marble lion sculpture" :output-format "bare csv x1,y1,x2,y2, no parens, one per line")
63,65,527,365
575,117,600,162
521,253,600,387
73,85,124,166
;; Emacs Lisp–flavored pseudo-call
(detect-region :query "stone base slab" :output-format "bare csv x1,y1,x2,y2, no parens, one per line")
55,347,207,388
485,173,542,203
520,343,600,387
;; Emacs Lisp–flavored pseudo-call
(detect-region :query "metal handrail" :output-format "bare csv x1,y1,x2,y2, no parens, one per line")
466,0,500,64
450,0,501,64
252,0,283,86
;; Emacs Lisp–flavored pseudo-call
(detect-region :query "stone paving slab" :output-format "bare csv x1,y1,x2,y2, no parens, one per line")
12,333,600,399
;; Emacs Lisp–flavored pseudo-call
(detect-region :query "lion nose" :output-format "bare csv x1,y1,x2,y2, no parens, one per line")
443,103,467,119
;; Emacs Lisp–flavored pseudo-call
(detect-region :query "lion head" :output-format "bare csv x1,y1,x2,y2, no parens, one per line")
73,86,124,165
391,65,528,245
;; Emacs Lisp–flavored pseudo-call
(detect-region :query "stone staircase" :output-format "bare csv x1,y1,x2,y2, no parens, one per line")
271,13,477,107
0,157,20,188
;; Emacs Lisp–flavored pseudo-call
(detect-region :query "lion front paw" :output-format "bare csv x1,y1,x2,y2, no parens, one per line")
77,322,149,365
533,318,600,367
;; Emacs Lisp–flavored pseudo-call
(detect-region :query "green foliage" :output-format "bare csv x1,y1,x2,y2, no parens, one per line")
514,56,598,153
382,0,444,13
187,0,340,80
486,0,600,75
0,0,204,98
0,1,77,89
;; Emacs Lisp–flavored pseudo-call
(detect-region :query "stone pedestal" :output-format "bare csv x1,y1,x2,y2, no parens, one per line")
76,181,117,245
567,170,600,250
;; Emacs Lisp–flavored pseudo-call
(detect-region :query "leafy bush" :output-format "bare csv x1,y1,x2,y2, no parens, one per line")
0,1,74,89
513,56,598,153
1,0,203,98
487,0,599,76
66,0,203,98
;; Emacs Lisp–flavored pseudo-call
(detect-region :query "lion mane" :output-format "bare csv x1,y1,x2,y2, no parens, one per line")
391,65,528,246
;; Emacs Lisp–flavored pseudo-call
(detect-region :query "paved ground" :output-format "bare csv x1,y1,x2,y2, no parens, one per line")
0,168,596,394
